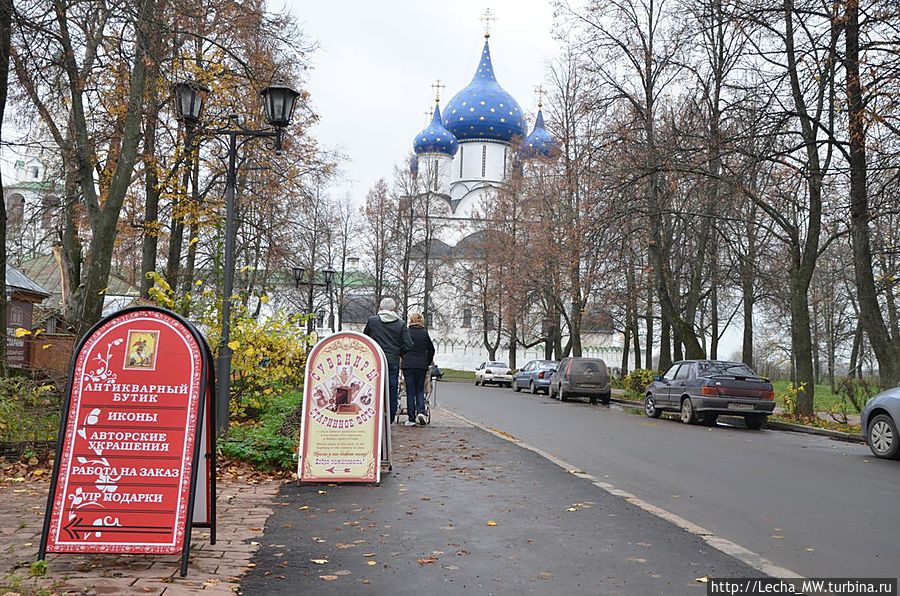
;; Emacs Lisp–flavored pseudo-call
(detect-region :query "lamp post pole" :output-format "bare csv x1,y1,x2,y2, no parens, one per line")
174,78,301,433
293,267,336,335
216,130,238,433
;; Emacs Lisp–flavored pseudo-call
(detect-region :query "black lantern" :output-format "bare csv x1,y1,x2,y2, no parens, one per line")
292,266,305,288
173,79,210,128
323,268,336,287
261,80,301,128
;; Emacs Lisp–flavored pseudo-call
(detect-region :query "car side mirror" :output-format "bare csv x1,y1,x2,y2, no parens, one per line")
653,375,662,382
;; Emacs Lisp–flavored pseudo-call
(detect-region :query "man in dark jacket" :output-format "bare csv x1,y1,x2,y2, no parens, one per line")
363,297,413,423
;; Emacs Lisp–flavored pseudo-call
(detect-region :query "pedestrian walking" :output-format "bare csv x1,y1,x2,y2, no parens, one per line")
401,312,435,426
363,297,413,423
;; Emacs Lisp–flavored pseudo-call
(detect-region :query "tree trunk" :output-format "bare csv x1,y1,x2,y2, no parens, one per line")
645,275,653,370
138,35,162,299
845,1,900,387
790,266,816,415
741,257,755,368
621,322,631,377
659,318,672,372
0,0,11,372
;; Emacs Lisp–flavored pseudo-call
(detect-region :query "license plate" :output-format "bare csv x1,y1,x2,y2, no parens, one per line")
728,403,754,410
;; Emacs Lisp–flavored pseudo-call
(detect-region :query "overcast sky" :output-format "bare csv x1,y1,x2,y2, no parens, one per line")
278,0,558,202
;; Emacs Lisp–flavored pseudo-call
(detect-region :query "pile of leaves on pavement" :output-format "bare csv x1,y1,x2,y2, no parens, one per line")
0,454,54,484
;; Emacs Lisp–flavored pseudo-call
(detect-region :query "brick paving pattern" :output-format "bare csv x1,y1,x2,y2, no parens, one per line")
0,478,279,595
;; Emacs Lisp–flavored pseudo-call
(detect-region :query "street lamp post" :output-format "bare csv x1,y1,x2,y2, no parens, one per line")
174,77,301,433
292,266,335,333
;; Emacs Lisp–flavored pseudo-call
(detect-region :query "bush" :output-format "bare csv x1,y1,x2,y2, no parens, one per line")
0,375,62,442
836,377,877,415
623,369,655,395
778,382,806,420
219,389,303,471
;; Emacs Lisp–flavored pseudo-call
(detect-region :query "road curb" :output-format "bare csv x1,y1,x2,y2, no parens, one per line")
439,406,802,580
609,397,865,444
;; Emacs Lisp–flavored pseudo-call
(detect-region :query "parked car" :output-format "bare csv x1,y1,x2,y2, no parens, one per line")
512,360,558,394
643,360,775,429
474,361,513,387
860,386,900,459
548,357,610,404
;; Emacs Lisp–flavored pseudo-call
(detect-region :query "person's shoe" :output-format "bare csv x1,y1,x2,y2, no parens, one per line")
404,420,417,427
417,413,427,425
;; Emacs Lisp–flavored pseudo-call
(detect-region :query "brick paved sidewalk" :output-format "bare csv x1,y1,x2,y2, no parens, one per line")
0,477,279,595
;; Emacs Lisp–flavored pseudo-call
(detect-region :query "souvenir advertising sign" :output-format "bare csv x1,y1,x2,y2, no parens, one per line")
298,331,386,483
39,307,214,576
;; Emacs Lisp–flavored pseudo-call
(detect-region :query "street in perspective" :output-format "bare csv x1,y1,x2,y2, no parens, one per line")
2,1,899,595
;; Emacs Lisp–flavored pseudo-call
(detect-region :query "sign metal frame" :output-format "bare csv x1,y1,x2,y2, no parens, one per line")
38,306,215,577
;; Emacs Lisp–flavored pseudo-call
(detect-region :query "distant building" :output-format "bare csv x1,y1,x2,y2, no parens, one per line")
5,264,50,368
402,27,622,370
4,154,63,263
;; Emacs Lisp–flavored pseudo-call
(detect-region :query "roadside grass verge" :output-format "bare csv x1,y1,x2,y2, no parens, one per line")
441,368,474,382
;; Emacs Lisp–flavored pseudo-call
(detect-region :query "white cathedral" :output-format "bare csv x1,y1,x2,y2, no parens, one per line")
398,24,622,371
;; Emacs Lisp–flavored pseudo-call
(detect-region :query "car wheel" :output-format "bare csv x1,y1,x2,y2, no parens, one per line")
601,391,611,405
680,397,698,424
530,381,538,394
559,386,567,402
513,381,522,393
589,395,598,405
867,414,900,459
744,414,765,430
644,394,662,418
548,384,556,399
702,413,718,426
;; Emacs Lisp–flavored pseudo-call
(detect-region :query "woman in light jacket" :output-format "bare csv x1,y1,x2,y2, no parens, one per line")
401,312,435,426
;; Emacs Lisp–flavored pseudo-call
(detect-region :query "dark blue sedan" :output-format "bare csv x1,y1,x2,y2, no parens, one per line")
512,360,558,394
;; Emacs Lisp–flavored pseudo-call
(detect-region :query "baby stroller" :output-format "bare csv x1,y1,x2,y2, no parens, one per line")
396,365,436,425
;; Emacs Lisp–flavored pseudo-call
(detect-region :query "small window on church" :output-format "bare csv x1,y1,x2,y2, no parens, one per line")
481,145,487,178
462,308,472,329
29,166,39,179
459,146,464,177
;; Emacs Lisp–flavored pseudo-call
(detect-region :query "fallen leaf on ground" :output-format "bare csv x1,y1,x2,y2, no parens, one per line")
335,570,351,576
417,557,438,565
367,561,377,566
486,520,497,527
539,572,553,580
319,575,338,581
298,506,309,511
566,507,578,512
696,577,709,583
363,553,376,557
310,559,329,565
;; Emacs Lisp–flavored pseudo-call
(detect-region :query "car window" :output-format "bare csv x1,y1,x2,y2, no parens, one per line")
489,361,507,368
539,361,557,370
572,360,605,374
477,362,485,370
663,364,680,381
675,363,693,380
524,362,534,371
700,362,758,377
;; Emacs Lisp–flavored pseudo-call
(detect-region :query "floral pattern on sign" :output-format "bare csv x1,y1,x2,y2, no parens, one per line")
85,339,124,383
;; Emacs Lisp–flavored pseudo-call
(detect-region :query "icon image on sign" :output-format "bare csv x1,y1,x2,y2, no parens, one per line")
123,330,159,370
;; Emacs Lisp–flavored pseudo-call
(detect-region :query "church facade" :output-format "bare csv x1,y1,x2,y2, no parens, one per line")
403,29,622,371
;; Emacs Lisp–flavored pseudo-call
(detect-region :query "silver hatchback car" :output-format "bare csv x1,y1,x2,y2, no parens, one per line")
860,386,900,460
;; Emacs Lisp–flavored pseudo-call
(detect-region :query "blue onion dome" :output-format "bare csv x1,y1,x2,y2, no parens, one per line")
443,40,527,143
413,103,459,156
520,109,558,159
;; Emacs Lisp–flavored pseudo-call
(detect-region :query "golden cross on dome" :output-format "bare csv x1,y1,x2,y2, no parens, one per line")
424,108,434,126
431,79,446,103
481,8,495,39
534,85,546,109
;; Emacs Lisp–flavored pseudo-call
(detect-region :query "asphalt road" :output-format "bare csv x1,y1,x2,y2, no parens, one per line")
435,381,900,578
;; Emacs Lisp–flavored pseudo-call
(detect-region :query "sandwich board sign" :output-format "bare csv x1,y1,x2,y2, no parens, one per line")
39,306,215,577
298,331,388,483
